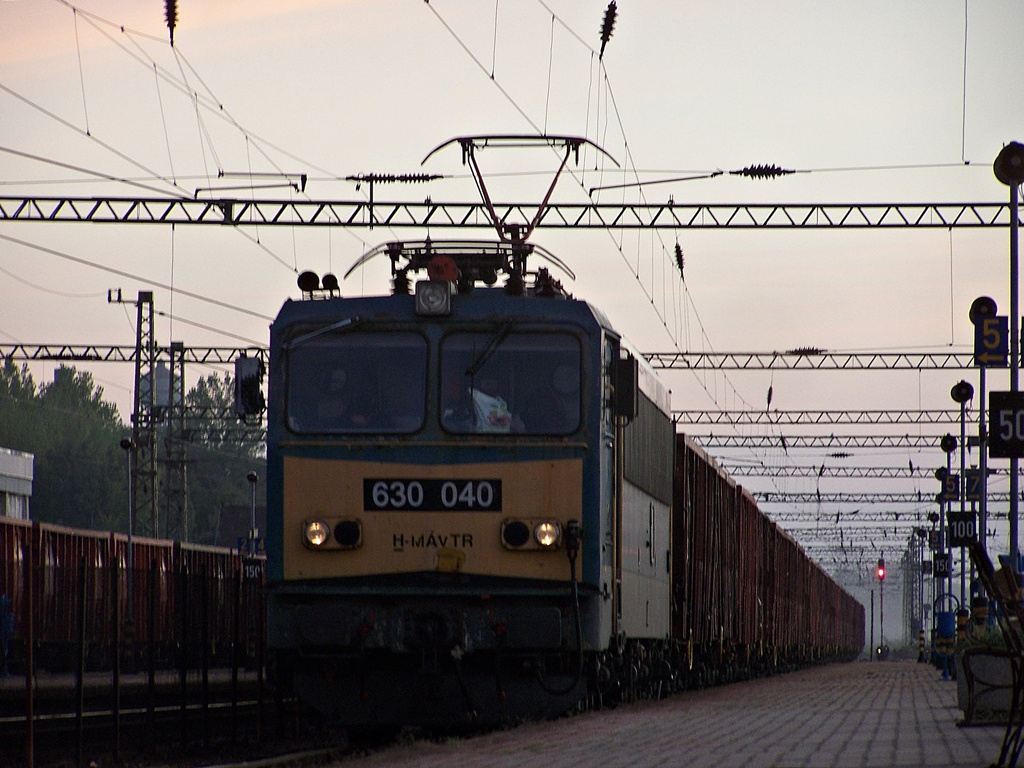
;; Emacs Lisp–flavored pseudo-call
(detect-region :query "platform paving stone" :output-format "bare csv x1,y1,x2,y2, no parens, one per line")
332,660,1006,768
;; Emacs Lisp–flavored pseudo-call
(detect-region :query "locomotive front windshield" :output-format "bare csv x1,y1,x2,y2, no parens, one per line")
284,328,581,436
286,331,428,434
440,332,580,435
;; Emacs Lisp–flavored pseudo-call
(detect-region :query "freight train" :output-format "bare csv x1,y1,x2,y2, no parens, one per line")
0,519,264,673
262,237,864,727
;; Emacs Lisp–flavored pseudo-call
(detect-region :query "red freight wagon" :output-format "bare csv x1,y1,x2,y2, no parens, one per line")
672,434,864,682
0,517,264,674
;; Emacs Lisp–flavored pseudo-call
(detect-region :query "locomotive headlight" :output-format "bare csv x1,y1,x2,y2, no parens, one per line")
334,519,362,549
415,280,452,316
303,520,331,547
501,520,531,548
534,521,561,548
501,518,564,550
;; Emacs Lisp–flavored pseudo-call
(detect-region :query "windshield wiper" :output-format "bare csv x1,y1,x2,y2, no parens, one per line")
285,315,362,349
465,320,515,377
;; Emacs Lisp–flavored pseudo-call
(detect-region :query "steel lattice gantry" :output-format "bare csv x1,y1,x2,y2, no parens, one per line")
691,434,951,449
0,344,266,364
758,491,1011,505
766,510,994,523
0,197,1018,229
719,464,1008,479
645,351,976,370
0,344,267,432
674,409,965,425
0,345,974,370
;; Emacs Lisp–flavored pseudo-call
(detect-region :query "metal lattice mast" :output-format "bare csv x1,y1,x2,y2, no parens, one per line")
130,291,158,538
163,341,188,541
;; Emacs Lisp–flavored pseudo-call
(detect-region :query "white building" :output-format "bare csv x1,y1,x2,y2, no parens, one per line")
0,447,33,520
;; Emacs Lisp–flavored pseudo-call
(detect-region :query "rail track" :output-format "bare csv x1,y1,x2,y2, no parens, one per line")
0,671,319,768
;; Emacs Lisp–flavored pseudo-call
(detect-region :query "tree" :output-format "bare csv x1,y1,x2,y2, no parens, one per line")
0,364,128,529
0,360,40,452
181,372,265,544
185,372,263,458
0,362,266,543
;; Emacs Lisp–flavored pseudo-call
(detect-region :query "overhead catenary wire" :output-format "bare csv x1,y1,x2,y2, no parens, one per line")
154,61,177,186
544,13,555,134
49,3,346,187
422,2,542,135
8,2,370,292
12,1,381,279
573,7,795,505
0,233,274,322
0,263,106,299
961,0,969,164
0,146,179,196
72,7,91,136
11,1,1001,573
155,310,265,346
0,83,188,196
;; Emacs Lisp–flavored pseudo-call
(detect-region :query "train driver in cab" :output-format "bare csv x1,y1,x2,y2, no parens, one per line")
442,372,522,433
470,376,523,433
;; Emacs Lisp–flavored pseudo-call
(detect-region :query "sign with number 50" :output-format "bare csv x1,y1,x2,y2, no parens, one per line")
990,391,1024,458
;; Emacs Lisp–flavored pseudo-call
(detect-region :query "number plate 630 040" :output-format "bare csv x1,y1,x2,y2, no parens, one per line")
363,478,502,511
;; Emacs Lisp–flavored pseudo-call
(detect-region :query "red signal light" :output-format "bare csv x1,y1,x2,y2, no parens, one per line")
877,558,886,582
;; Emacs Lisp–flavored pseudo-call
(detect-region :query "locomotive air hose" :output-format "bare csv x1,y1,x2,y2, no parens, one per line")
534,526,584,696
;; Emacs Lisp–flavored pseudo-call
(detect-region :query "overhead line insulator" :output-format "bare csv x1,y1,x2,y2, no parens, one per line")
345,173,443,185
730,164,795,179
599,1,617,60
165,0,178,46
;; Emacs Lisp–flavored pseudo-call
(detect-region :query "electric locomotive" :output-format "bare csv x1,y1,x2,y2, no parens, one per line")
265,240,674,725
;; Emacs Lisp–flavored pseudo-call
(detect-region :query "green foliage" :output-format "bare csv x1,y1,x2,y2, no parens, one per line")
182,371,265,544
0,363,266,543
0,359,40,451
0,363,128,529
185,372,263,458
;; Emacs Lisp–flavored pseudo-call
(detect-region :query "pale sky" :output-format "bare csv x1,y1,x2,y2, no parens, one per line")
1,0,1022,604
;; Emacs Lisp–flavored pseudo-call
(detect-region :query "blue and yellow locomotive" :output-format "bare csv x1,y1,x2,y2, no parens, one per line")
265,239,675,725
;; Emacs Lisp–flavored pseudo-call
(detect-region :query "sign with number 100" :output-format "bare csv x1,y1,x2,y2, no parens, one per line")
990,391,1024,458
947,511,977,547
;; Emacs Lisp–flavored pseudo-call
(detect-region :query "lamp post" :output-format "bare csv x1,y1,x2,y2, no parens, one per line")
994,141,1024,562
877,557,886,659
915,528,928,662
951,380,975,606
971,296,999,554
940,434,958,602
